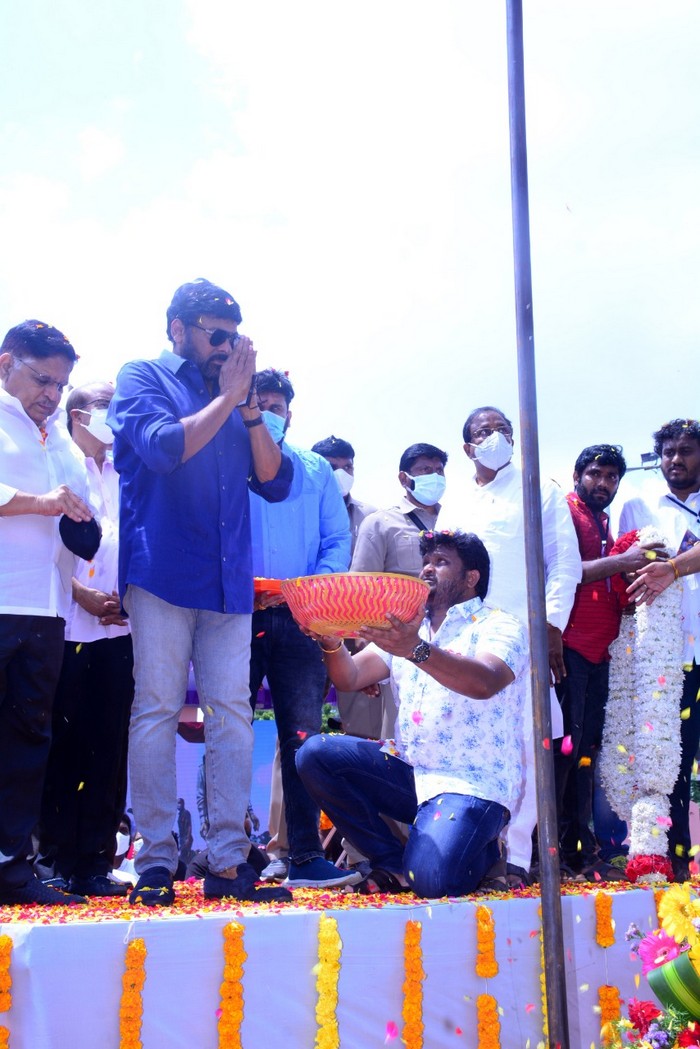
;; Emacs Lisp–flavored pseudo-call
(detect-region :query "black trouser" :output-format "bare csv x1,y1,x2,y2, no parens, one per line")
39,635,134,879
0,614,65,890
669,660,700,862
554,647,609,866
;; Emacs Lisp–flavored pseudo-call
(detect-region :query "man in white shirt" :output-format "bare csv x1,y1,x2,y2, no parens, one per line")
38,381,134,898
440,406,581,885
0,320,95,906
619,417,700,881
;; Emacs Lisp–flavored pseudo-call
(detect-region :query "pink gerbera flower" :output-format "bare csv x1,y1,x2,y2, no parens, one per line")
637,929,682,974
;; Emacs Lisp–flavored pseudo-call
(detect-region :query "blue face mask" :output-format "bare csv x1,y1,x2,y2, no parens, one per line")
262,410,287,444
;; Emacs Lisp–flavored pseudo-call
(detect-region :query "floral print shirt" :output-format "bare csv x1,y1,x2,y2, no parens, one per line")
371,597,528,809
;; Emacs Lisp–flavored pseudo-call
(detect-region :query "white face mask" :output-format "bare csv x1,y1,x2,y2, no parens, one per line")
115,831,130,856
408,472,446,506
334,468,354,497
472,430,513,471
81,408,114,446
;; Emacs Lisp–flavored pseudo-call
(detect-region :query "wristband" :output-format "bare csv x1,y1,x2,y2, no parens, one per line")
669,558,680,580
243,415,264,429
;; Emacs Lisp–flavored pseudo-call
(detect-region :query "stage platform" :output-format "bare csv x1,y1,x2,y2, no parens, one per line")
0,880,662,1049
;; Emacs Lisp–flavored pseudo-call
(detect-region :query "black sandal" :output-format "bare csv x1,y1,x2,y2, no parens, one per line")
355,868,410,895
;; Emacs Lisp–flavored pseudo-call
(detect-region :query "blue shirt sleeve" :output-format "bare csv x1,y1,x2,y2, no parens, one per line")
108,360,185,474
315,458,352,574
248,452,294,504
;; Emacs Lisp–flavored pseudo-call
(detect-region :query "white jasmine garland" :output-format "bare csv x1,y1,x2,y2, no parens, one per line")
599,526,684,874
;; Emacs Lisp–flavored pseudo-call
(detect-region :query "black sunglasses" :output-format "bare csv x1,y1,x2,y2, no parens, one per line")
187,322,240,348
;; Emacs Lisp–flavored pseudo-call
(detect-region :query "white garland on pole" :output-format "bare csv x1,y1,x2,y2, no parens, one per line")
599,526,684,880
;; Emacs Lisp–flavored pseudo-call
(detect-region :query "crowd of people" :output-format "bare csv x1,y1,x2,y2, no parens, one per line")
1,277,698,908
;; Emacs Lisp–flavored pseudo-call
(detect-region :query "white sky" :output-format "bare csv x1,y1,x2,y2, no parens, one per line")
1,1,698,520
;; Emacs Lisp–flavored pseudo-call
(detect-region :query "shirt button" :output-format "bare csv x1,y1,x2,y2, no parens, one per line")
221,522,225,527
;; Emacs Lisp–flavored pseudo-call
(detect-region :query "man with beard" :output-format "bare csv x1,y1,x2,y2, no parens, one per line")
107,279,293,906
295,530,528,897
619,418,700,881
554,445,657,881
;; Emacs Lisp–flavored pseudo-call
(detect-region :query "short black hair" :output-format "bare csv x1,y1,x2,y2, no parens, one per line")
462,406,513,444
254,368,295,406
399,443,448,473
653,418,700,457
166,278,242,341
419,529,490,600
1,320,78,363
574,444,627,479
312,435,355,460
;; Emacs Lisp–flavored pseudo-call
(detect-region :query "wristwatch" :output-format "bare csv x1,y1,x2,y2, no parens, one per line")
408,640,431,664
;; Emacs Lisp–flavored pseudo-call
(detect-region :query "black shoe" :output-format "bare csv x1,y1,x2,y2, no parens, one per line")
70,875,129,898
671,856,691,883
41,875,69,891
129,866,175,907
204,862,292,903
0,877,87,906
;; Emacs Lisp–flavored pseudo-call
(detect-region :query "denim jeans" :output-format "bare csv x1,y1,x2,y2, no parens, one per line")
593,759,628,860
296,734,509,896
125,586,253,876
249,607,327,863
554,648,609,866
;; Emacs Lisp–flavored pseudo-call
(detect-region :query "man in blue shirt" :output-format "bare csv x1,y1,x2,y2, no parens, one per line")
108,280,293,906
249,368,359,888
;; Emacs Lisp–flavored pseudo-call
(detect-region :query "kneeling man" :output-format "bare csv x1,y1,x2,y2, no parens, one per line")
296,530,527,898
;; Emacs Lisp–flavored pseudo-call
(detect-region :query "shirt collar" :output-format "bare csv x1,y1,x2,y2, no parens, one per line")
422,595,483,635
158,348,189,375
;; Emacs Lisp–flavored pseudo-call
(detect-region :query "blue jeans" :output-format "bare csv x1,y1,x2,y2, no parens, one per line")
593,759,628,860
125,586,254,876
296,734,509,897
249,607,327,863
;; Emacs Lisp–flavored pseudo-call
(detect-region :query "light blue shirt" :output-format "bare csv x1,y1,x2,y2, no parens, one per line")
250,442,351,578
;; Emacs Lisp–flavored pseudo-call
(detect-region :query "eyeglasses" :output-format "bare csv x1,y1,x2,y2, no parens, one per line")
14,358,69,395
471,426,512,441
187,322,240,348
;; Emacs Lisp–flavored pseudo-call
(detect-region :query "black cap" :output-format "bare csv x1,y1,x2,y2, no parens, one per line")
59,515,102,561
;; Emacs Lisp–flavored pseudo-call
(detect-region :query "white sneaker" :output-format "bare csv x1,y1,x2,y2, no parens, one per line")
260,857,290,882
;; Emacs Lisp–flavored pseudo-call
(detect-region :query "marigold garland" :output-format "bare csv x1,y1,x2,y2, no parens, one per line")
119,937,147,1049
314,914,341,1049
0,935,11,1015
475,905,498,979
595,893,615,948
218,922,247,1049
0,1024,8,1049
476,993,501,1049
598,984,621,1030
402,920,424,1049
537,905,549,1044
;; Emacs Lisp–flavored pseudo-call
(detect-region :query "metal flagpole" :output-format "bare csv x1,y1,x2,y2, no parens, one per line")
504,2,570,1045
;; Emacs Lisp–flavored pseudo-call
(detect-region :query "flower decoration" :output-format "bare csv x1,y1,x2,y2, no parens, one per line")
599,984,622,1030
595,893,616,948
637,929,684,975
476,993,501,1049
475,905,498,979
218,922,247,1049
315,915,341,1049
0,1024,8,1049
402,920,424,1049
599,526,684,882
119,937,147,1049
659,885,700,950
0,935,11,1015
